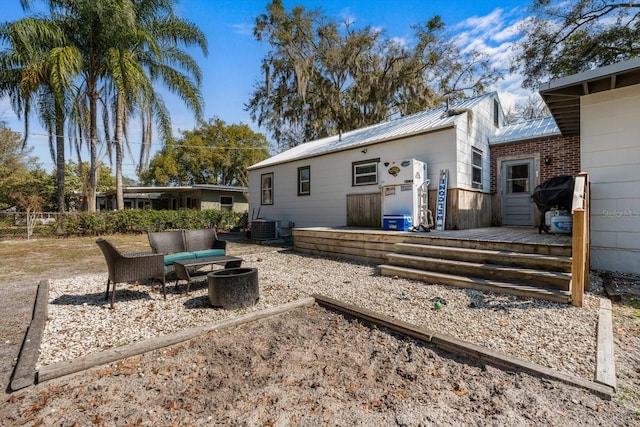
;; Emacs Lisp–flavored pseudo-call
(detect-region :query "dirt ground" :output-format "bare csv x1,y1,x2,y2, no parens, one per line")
0,236,639,426
1,300,639,426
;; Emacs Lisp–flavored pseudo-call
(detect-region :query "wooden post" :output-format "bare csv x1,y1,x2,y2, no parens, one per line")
571,208,585,307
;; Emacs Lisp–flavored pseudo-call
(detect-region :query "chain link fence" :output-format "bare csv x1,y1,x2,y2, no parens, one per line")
0,212,63,240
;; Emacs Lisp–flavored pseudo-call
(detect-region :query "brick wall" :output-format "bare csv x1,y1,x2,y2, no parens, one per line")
490,136,581,194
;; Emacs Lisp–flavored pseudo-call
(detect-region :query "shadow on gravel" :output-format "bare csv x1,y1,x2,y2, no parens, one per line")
463,289,574,311
50,289,153,306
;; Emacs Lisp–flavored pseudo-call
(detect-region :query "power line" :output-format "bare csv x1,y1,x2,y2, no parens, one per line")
21,131,271,150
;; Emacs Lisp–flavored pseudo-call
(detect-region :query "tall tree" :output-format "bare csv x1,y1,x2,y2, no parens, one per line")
0,12,81,213
248,0,499,150
10,0,207,211
106,0,207,209
512,0,640,89
140,118,270,187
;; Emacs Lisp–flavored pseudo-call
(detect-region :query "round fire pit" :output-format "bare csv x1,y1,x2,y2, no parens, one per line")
207,268,259,309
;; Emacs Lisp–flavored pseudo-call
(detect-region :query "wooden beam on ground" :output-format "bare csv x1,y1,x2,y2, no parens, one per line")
313,293,614,400
601,272,622,302
37,298,316,384
313,294,435,343
10,280,49,391
596,298,617,390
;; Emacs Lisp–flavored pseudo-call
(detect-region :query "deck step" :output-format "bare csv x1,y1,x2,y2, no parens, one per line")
386,253,571,290
378,265,571,304
402,235,572,257
394,243,571,272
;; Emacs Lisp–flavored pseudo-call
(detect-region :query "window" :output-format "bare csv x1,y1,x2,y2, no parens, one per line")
261,173,273,205
506,164,530,194
353,159,379,186
220,196,233,211
472,148,483,189
298,166,310,196
493,99,500,127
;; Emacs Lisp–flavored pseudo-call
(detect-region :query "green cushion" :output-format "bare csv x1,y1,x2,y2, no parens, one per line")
163,252,196,265
192,249,226,258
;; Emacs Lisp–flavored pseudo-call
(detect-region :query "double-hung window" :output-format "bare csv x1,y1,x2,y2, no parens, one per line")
261,173,273,205
352,159,378,186
472,148,483,189
298,166,310,196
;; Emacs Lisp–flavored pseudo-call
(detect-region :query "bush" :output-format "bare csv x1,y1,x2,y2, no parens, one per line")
58,209,245,236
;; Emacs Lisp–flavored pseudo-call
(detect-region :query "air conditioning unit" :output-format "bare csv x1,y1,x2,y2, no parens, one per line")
251,219,280,240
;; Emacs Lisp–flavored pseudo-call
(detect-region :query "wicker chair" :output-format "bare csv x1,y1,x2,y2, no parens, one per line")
96,238,166,309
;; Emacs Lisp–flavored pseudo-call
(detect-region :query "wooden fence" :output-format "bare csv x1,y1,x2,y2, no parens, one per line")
346,192,381,228
571,172,590,307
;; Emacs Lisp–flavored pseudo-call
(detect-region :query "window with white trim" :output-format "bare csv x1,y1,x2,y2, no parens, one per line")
472,148,483,189
261,173,273,205
298,166,310,196
352,159,378,186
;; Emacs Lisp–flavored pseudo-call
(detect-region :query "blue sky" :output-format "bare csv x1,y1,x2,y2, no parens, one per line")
1,0,533,179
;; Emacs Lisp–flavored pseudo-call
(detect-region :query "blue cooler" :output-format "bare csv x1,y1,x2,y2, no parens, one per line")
383,214,412,231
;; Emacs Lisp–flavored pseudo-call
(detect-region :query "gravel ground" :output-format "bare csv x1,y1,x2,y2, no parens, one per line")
1,248,639,426
40,249,600,380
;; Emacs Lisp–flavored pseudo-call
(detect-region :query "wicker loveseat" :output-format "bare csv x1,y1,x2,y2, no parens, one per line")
148,228,227,269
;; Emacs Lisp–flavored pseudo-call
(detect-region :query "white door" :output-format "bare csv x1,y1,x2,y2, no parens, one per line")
502,159,535,226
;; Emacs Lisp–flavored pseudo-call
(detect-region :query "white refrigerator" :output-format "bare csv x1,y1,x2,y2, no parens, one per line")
380,159,427,230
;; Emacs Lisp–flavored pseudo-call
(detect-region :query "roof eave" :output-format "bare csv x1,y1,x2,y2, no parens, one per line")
539,58,640,137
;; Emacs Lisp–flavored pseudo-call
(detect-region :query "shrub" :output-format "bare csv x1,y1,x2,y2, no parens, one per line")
62,209,245,236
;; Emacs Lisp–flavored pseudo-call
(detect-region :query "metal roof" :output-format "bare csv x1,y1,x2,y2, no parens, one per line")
104,185,247,195
193,184,248,192
489,116,560,145
249,92,498,170
539,57,640,136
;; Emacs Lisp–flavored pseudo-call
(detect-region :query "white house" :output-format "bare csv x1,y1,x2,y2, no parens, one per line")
540,57,640,274
247,92,504,230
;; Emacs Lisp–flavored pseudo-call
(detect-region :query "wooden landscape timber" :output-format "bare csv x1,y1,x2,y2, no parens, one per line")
313,294,615,399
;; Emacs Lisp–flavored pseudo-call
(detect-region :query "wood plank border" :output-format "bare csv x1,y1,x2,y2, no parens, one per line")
596,298,616,390
10,279,49,391
313,293,614,399
37,297,316,384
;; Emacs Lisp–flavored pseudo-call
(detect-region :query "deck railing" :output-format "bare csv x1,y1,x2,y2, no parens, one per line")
571,172,590,307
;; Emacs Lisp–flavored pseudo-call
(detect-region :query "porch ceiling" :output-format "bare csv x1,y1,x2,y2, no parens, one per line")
539,57,640,137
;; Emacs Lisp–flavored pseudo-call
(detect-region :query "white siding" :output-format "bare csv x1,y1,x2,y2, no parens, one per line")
581,84,640,273
248,128,458,227
455,95,497,192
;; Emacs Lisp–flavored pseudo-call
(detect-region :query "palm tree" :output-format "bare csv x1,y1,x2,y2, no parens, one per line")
4,0,207,212
106,0,207,209
0,15,81,213
52,0,206,211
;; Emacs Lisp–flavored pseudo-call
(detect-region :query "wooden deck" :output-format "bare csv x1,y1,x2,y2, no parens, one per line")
293,226,572,264
292,226,574,303
412,227,572,246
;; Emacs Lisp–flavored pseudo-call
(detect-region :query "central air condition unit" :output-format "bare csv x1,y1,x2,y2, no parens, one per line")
251,219,280,240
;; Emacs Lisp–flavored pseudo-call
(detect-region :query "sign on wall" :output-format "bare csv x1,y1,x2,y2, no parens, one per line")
435,169,448,231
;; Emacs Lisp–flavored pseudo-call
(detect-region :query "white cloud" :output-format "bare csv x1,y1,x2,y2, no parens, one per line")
491,18,527,43
390,36,408,48
232,22,254,37
451,8,537,108
338,8,356,26
455,8,505,37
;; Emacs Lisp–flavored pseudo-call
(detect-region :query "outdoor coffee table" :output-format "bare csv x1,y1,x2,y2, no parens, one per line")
172,256,243,294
